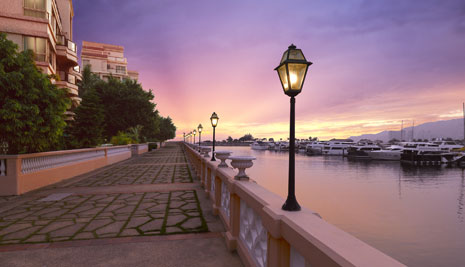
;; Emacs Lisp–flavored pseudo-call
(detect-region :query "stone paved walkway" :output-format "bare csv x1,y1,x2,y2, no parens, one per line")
0,143,242,266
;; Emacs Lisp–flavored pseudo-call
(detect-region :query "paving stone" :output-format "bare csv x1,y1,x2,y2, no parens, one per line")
126,217,151,228
139,219,163,232
49,223,85,237
74,232,94,239
181,217,202,229
95,221,125,235
165,226,182,233
166,214,188,226
24,234,47,243
51,236,70,241
0,223,33,235
120,229,139,236
83,219,113,231
182,203,198,210
38,221,75,234
2,226,40,240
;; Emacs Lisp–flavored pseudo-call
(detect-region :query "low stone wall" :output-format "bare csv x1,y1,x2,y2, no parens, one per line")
183,143,405,267
0,145,132,196
131,143,149,156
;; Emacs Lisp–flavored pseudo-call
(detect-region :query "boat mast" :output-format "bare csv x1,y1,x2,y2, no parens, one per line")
400,120,404,141
412,120,414,141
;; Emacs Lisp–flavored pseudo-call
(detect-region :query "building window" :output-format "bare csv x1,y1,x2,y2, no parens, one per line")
48,43,55,69
116,65,126,74
24,0,47,19
23,36,47,62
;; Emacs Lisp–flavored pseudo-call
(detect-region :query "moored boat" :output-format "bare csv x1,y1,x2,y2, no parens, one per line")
250,141,268,150
366,145,404,161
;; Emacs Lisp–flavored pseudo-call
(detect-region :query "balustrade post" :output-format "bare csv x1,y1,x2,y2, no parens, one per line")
206,167,212,196
267,234,290,267
213,175,221,215
200,161,204,187
225,192,240,251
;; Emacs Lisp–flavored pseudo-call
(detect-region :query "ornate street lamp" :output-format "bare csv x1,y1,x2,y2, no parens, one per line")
193,129,197,146
183,132,186,142
210,112,219,161
275,44,312,211
198,124,203,152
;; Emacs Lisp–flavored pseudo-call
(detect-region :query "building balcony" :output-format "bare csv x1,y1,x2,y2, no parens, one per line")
72,65,83,82
56,71,79,98
56,36,78,67
63,111,75,121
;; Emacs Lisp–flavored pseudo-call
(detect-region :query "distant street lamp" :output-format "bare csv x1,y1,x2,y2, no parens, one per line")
183,132,186,142
198,124,203,152
275,44,312,211
193,129,197,146
210,112,219,161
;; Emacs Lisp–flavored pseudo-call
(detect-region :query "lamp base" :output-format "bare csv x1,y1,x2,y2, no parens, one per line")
282,196,301,211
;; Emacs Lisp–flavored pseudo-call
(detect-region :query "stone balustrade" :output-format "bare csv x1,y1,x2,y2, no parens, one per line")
0,145,134,196
183,142,405,267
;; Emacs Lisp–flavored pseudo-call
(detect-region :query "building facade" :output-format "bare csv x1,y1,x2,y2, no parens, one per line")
81,41,139,81
0,0,81,120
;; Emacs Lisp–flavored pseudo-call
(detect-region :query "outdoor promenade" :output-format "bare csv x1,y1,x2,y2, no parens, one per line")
0,143,242,266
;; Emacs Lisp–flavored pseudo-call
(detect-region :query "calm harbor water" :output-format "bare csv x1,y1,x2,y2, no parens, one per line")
221,146,465,267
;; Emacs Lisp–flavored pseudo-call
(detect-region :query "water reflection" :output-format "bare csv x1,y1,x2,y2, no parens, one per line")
458,169,464,222
224,146,465,267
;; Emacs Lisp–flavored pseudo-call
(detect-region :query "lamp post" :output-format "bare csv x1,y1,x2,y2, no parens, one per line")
183,133,185,142
193,129,197,147
275,44,312,211
210,112,219,161
198,124,203,152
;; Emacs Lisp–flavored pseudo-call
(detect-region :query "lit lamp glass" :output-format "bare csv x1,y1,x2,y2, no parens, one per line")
210,112,219,161
197,124,203,152
275,44,312,97
210,112,219,127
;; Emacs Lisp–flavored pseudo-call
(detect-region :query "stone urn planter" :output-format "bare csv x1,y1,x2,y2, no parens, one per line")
214,151,232,168
200,147,211,158
229,156,256,180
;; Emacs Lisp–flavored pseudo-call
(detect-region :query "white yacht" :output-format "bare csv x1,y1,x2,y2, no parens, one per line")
275,141,290,151
346,143,382,159
250,141,269,150
432,141,463,152
322,141,356,156
366,145,404,161
306,141,328,155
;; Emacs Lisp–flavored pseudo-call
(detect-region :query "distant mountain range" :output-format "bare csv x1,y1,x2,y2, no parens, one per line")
348,118,465,142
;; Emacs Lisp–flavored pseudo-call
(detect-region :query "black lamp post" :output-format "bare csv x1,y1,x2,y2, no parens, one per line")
275,44,312,211
198,124,203,152
210,112,219,161
183,133,185,142
193,129,197,146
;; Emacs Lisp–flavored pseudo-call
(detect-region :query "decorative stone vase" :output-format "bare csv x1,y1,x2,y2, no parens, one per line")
215,151,232,168
201,147,211,158
229,156,256,180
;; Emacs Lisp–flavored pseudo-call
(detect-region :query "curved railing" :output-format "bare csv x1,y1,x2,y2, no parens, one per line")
183,143,405,267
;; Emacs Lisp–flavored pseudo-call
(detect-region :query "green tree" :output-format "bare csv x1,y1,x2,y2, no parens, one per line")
227,136,233,143
95,77,159,140
155,116,176,143
78,65,99,97
68,88,105,148
239,134,254,142
0,33,69,154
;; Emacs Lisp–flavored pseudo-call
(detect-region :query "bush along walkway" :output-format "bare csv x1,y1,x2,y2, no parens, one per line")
0,143,214,245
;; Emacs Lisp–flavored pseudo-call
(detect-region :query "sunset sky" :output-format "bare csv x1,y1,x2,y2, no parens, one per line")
74,0,465,141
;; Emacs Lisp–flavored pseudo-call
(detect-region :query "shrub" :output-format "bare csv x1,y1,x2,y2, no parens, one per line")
110,132,135,145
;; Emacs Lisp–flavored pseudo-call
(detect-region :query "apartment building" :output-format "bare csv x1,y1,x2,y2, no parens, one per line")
81,41,139,81
0,0,81,120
